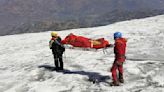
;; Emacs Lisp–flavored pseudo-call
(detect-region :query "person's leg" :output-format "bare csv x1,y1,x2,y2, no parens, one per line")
118,64,124,83
111,63,119,86
59,55,63,70
54,55,59,70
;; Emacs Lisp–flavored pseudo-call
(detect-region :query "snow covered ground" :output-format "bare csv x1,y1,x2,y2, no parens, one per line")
0,15,164,92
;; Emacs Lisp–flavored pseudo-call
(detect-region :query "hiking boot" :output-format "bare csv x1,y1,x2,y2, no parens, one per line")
55,68,59,71
110,81,120,86
119,73,124,83
59,67,63,70
119,79,124,83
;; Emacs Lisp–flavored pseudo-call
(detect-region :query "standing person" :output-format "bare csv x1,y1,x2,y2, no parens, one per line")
49,32,65,71
110,32,127,86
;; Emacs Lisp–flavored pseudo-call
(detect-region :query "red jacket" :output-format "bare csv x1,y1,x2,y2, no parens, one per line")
114,38,127,63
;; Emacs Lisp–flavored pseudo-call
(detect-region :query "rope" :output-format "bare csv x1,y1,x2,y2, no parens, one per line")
103,48,109,54
63,51,67,62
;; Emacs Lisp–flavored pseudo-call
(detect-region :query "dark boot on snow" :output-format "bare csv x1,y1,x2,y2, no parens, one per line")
110,81,120,86
119,73,124,83
119,79,124,83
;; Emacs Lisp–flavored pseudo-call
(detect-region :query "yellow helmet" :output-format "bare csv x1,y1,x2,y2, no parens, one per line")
51,31,58,37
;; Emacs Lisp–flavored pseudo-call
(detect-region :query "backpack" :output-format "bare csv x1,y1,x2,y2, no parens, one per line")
60,45,65,53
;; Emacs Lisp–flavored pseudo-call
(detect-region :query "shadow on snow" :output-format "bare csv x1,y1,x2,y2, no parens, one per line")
38,64,111,84
38,64,56,71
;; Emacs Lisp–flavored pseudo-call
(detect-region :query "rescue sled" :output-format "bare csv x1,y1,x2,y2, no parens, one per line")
61,33,112,50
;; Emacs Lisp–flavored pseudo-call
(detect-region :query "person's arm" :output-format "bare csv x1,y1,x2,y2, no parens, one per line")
49,40,54,49
114,41,123,55
114,41,123,65
55,37,65,48
55,37,62,46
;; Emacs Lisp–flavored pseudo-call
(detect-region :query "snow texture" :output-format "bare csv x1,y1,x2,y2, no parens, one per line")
0,15,164,92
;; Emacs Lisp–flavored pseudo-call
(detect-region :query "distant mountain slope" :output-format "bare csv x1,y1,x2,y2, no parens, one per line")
0,0,164,36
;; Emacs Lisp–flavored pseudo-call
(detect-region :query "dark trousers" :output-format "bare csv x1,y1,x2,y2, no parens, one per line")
53,54,63,70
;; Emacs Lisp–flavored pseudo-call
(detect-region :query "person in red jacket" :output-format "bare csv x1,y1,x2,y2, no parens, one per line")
110,32,127,86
